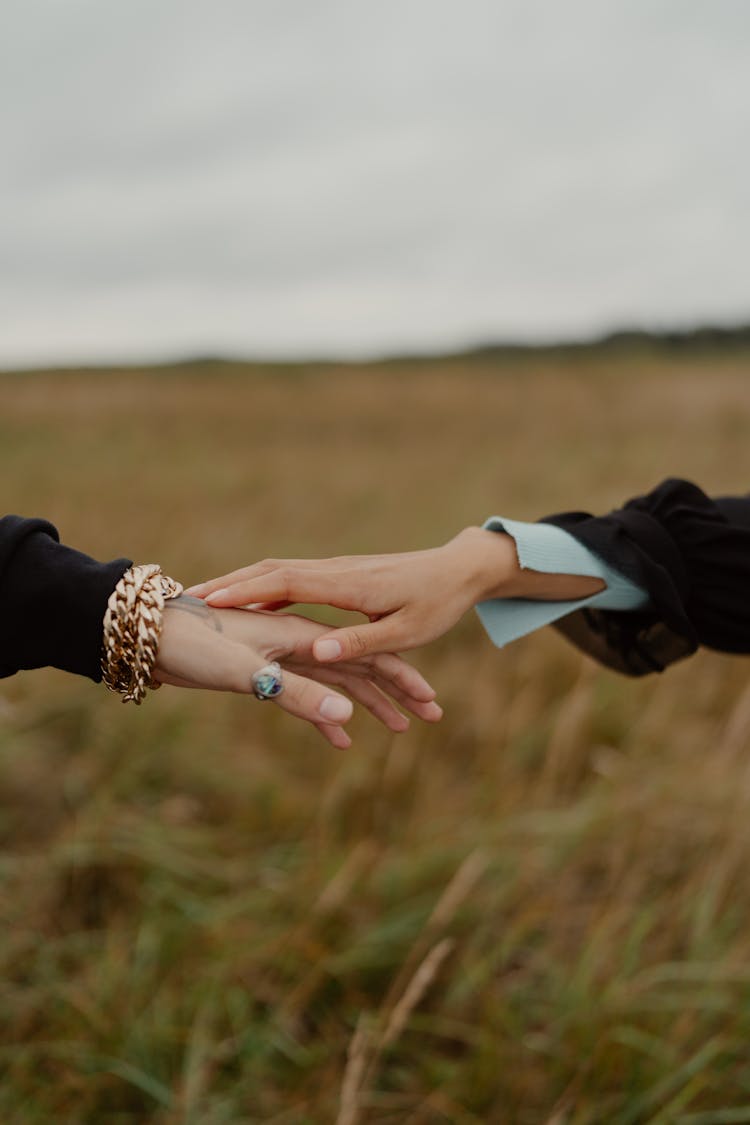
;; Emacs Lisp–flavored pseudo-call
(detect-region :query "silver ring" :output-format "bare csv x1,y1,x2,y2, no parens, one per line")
251,661,284,701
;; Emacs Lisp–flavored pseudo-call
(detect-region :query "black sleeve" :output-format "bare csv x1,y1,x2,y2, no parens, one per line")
0,516,132,682
539,478,750,676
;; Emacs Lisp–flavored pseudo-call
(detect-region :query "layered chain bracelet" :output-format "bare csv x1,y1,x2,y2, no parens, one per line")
101,564,183,704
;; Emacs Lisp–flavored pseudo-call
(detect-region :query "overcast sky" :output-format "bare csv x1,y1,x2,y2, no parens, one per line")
1,0,749,366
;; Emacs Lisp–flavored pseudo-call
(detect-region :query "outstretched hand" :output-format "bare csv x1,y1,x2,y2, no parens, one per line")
154,596,442,749
185,528,522,662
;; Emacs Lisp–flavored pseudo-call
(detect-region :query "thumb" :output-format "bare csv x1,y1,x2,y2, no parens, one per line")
313,618,400,662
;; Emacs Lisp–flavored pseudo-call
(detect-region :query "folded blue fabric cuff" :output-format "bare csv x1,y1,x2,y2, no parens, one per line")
475,517,649,649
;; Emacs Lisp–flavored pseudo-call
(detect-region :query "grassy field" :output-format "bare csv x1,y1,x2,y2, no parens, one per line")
1,350,750,1124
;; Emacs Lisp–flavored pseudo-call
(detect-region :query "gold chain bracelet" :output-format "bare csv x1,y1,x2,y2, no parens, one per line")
101,564,183,704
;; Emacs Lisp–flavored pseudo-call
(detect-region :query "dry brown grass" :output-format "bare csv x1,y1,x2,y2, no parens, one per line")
0,350,749,1123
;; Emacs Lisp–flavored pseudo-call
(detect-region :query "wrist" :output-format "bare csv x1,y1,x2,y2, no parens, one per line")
458,524,609,604
451,526,522,602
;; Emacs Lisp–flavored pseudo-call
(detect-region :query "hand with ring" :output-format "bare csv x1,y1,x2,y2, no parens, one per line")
153,596,443,749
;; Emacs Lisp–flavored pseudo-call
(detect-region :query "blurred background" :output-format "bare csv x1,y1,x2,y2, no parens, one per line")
2,3,750,1122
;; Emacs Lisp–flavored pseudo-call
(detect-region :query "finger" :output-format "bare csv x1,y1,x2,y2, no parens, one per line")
186,557,342,599
367,670,444,723
272,668,354,728
308,666,410,733
204,569,356,611
312,618,406,662
368,652,437,701
185,563,278,598
314,722,352,750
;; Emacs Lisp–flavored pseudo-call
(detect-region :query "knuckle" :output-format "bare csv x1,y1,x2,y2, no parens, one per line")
276,567,295,598
347,630,369,657
289,677,314,711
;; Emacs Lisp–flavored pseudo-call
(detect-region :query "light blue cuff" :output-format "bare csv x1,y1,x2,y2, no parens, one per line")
475,517,649,649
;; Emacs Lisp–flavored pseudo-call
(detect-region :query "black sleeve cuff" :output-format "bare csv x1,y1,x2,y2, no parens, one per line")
540,478,750,675
0,515,132,682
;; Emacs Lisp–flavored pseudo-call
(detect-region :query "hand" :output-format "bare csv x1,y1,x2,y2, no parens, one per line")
184,528,523,662
153,596,442,749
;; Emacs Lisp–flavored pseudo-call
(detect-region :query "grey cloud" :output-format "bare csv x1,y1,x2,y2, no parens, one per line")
1,0,749,364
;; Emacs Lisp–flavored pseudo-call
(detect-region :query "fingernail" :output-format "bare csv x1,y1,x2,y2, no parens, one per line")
315,639,342,662
319,695,353,722
184,583,207,596
205,588,229,605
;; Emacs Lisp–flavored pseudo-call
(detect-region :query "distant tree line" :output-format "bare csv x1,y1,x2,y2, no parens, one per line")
462,322,750,361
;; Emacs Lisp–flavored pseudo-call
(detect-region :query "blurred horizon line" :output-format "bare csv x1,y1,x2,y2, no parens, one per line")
3,318,750,375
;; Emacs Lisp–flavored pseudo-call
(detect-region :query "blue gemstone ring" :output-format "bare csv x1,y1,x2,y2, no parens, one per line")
251,661,285,701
